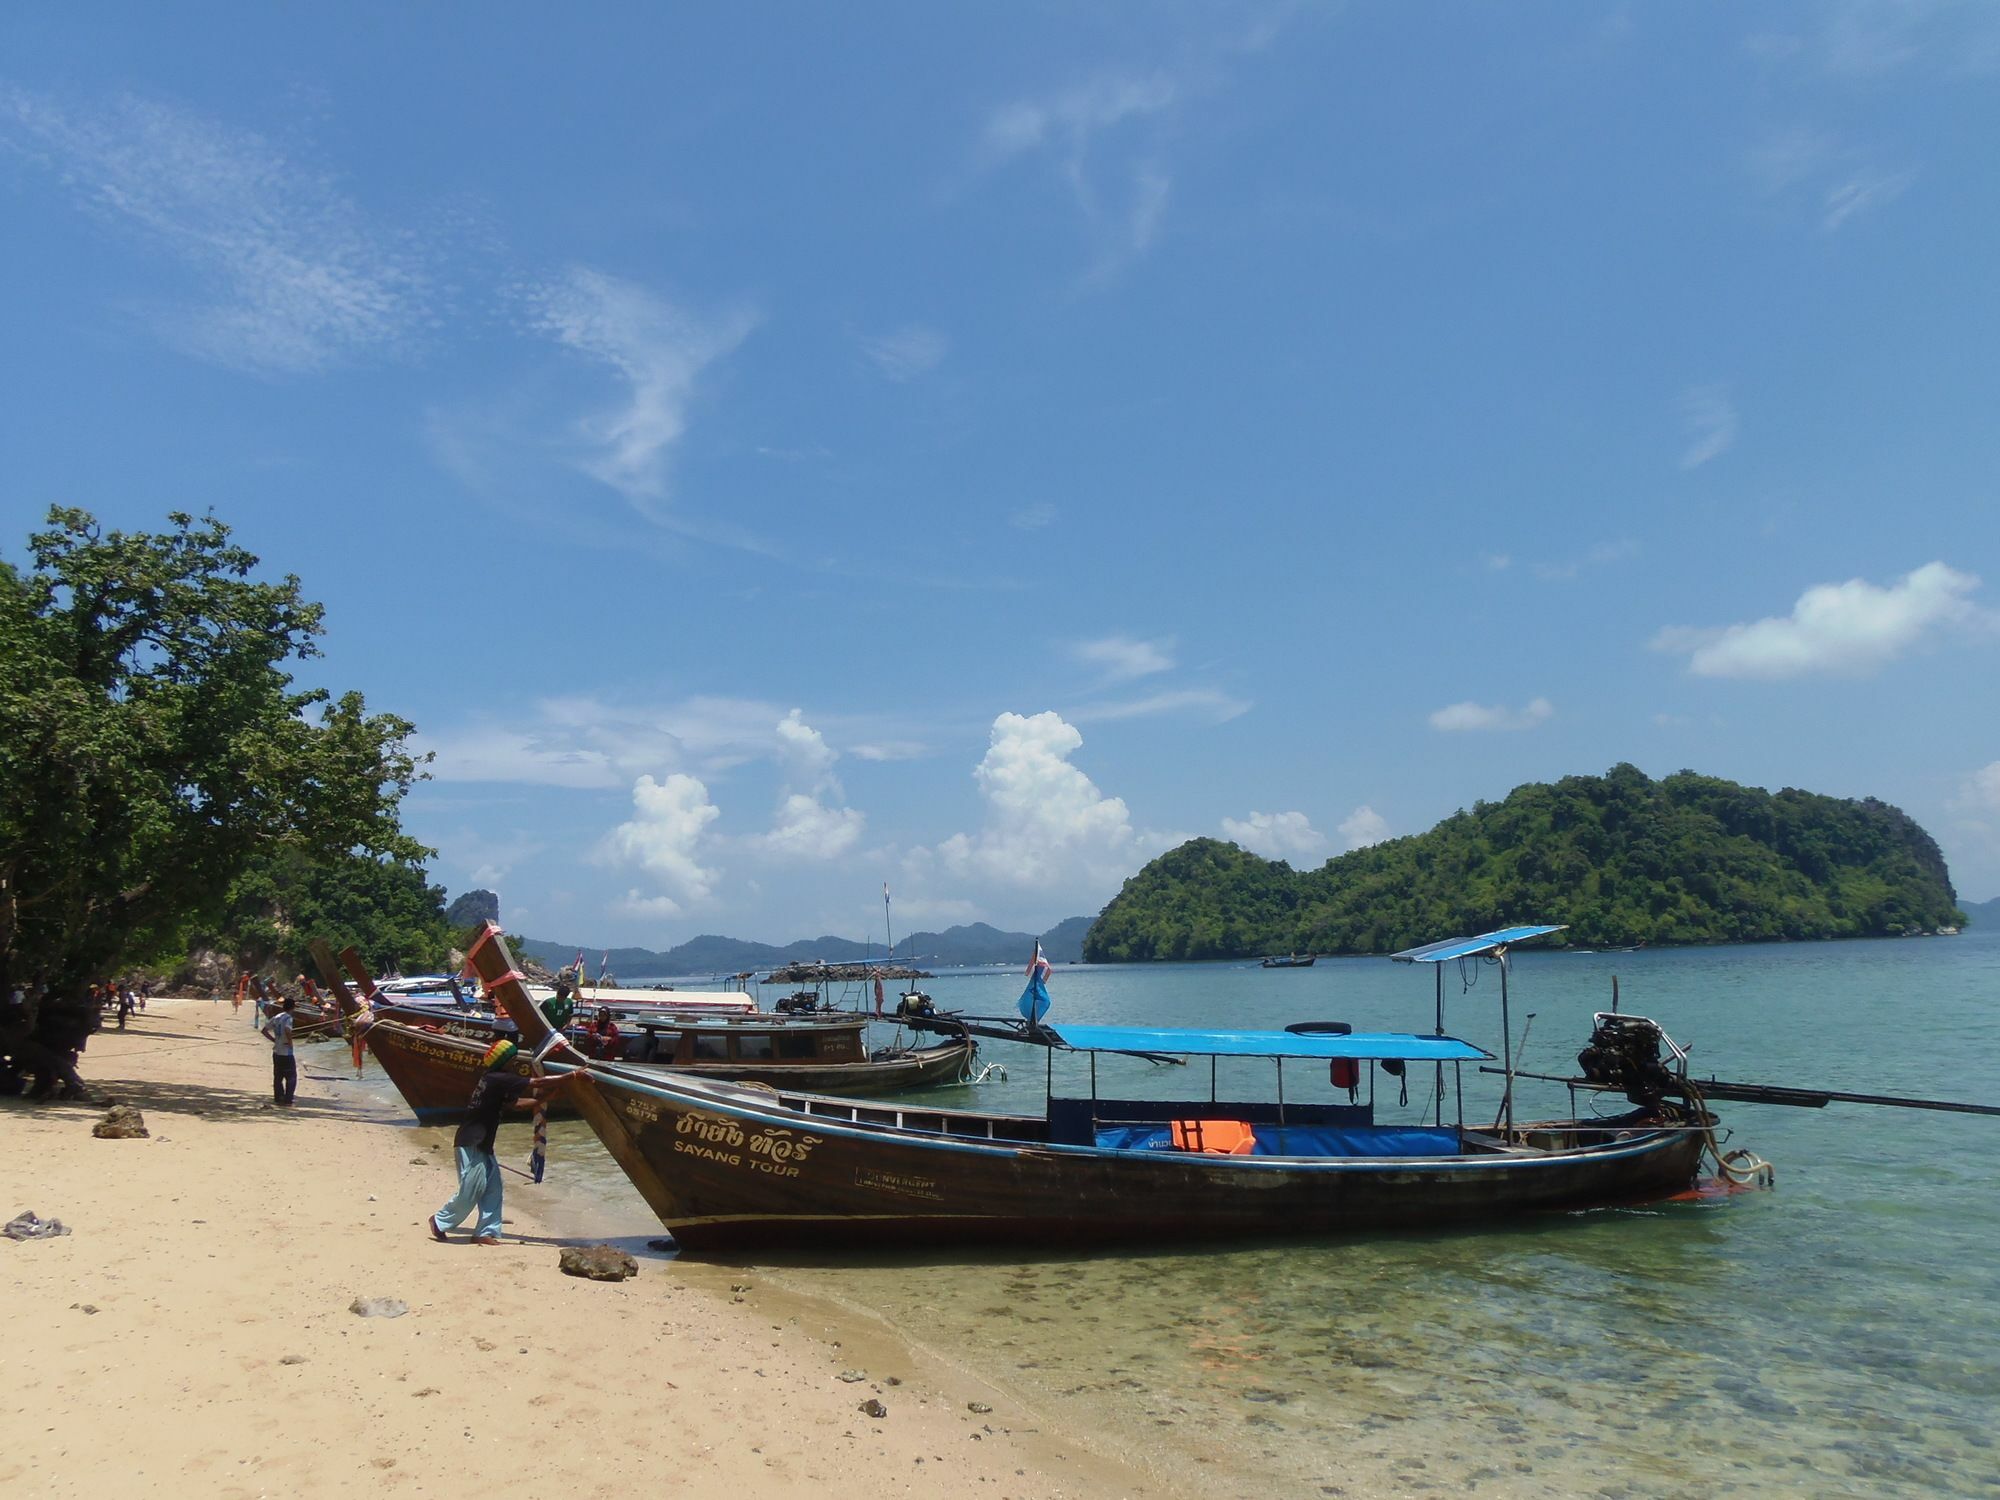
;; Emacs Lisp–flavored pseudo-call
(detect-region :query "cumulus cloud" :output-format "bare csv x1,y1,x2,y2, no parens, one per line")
1338,806,1391,850
1429,698,1554,733
1680,385,1738,468
861,324,947,380
0,86,431,373
1959,761,2000,816
1221,810,1326,862
600,772,721,912
525,266,756,509
752,709,864,861
936,711,1149,890
1651,562,1990,679
1071,633,1175,682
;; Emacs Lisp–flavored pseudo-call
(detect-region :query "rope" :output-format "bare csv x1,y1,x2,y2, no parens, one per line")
1682,1079,1776,1188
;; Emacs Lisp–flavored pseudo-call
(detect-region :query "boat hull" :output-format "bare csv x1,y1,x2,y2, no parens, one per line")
363,1018,976,1124
576,1068,1708,1252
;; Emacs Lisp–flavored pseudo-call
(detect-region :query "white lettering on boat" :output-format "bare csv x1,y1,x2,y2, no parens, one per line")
855,1167,943,1201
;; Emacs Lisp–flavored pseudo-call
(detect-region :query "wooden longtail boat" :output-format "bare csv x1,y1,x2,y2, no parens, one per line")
306,941,976,1124
461,922,1722,1253
1260,954,1315,968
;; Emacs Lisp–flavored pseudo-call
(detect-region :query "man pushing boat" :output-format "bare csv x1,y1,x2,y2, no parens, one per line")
428,1038,574,1246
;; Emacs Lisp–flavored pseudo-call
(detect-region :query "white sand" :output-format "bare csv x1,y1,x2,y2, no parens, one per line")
1,1000,1177,1499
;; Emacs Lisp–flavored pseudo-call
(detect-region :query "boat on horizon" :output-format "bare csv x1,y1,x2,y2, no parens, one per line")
461,922,1764,1253
1260,953,1316,969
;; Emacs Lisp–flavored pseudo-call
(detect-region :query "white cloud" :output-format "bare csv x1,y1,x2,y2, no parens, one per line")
981,70,1181,272
1071,633,1176,682
600,773,721,908
615,890,687,919
525,266,756,510
760,794,865,861
752,709,865,861
1680,385,1738,469
0,87,430,373
983,72,1178,158
850,740,929,763
1958,762,2000,816
1651,562,1991,679
935,711,1152,891
1338,806,1391,850
1822,170,1915,231
1535,538,1641,581
1485,554,1512,572
1221,810,1326,862
1010,503,1058,531
1068,689,1251,725
861,324,948,380
1429,697,1554,733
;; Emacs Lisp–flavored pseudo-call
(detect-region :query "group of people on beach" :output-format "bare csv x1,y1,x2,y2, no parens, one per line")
92,979,149,1030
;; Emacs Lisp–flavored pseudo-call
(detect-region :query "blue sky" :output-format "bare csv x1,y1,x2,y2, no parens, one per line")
5,3,1999,946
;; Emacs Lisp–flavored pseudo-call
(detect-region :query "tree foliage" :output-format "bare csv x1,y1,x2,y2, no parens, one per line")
0,508,431,1010
192,845,456,980
1085,764,1966,962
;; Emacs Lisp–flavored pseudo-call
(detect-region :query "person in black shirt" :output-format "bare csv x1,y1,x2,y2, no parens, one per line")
428,1039,569,1245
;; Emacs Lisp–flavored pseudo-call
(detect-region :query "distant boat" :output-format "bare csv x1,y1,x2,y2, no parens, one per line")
1260,954,1316,969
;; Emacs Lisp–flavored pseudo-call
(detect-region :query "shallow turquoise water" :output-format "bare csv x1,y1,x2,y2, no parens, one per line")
351,935,2000,1497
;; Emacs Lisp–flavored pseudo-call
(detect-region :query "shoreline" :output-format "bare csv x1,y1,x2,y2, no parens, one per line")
2,1000,1178,1499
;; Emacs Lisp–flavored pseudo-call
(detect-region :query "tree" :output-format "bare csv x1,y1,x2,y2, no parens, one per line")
0,508,430,1042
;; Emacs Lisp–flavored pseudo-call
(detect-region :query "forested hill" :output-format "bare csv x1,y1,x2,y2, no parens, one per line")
1085,765,1965,961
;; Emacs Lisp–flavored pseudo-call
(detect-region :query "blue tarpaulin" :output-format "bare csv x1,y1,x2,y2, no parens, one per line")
1390,925,1566,964
1092,1124,1465,1157
1046,1024,1489,1062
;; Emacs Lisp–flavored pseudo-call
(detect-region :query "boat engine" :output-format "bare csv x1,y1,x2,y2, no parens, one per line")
1576,1014,1681,1114
776,990,823,1015
896,990,936,1020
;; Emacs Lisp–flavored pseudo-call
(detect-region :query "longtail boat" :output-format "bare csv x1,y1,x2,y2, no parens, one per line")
308,941,977,1124
460,922,1745,1252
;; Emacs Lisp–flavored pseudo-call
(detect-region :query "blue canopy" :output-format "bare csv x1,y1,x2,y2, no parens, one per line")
1046,1023,1490,1063
1390,925,1566,964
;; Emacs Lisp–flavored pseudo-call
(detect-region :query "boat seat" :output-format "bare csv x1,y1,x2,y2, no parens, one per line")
1169,1118,1257,1155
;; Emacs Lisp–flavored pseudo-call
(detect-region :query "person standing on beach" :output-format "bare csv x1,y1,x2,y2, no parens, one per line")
429,1039,569,1245
261,995,297,1106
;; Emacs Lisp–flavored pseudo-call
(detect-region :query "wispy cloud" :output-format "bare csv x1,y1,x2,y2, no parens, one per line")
1429,698,1554,733
524,266,757,512
1070,688,1251,725
1679,385,1738,469
861,324,948,381
1745,126,1914,234
0,86,431,373
1071,633,1176,682
981,69,1181,276
1535,539,1641,581
1010,503,1058,531
1822,169,1915,231
1652,562,1993,679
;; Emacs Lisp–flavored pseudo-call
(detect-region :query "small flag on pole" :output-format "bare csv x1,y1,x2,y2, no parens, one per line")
1018,942,1052,1024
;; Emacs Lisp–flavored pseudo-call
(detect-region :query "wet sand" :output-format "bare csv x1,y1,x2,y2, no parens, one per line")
0,1000,1178,1499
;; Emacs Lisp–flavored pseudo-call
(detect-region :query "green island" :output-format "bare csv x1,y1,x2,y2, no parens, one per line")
1084,764,1967,962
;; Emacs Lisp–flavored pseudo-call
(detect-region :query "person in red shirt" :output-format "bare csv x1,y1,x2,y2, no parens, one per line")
581,1006,622,1060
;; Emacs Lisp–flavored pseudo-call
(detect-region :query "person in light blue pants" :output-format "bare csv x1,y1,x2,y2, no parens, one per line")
429,1039,568,1245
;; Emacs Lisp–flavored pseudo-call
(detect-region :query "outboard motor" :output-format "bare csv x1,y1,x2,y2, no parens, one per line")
896,990,936,1020
1577,1014,1680,1114
776,990,822,1016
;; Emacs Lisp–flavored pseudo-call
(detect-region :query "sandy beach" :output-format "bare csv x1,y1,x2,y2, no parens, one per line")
1,1000,1177,1500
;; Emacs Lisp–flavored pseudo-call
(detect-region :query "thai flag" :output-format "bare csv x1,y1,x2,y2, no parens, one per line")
1018,942,1052,1024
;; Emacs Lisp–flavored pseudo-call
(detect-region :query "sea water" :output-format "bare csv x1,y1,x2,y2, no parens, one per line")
342,934,2000,1498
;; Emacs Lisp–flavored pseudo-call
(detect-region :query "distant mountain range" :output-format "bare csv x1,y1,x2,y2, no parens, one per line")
518,916,1092,978
1962,896,2000,929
